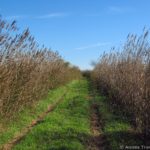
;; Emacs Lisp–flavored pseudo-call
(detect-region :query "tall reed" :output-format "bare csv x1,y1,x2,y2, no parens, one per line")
0,18,81,118
92,29,150,136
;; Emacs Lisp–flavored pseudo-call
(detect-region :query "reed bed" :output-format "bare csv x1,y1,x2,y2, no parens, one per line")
0,18,81,118
91,29,150,136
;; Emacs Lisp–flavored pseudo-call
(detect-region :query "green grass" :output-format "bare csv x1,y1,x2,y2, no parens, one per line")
0,84,67,147
93,92,143,150
13,80,91,150
1,79,143,150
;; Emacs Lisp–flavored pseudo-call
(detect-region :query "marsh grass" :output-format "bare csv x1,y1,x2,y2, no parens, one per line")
0,18,81,119
92,29,150,137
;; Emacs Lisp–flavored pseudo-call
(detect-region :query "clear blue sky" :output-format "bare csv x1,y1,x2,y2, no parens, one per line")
0,0,150,70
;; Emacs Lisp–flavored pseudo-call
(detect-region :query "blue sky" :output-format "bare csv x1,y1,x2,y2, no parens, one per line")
0,0,150,70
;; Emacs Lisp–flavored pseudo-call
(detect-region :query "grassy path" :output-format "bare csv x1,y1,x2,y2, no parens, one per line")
12,80,92,150
1,79,143,150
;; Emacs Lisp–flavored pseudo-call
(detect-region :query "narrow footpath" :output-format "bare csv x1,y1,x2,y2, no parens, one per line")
1,80,108,150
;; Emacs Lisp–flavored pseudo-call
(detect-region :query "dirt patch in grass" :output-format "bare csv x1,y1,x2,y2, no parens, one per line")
88,100,108,150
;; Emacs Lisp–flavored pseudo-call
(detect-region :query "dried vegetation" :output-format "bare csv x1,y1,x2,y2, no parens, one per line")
92,29,150,136
0,18,81,118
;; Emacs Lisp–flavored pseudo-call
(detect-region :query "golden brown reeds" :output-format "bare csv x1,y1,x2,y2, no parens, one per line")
0,18,81,119
91,29,150,136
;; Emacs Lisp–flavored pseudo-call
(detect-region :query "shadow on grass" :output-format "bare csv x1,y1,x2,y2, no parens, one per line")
31,128,91,150
106,131,150,150
24,127,149,150
29,128,111,150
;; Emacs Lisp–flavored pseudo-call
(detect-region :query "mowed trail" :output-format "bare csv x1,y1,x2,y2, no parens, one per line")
2,80,107,150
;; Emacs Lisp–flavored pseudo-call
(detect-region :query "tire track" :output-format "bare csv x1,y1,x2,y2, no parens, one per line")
88,93,107,150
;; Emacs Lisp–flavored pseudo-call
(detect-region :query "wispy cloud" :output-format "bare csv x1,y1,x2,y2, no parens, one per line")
75,42,111,50
36,13,69,19
4,13,69,20
108,6,133,14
